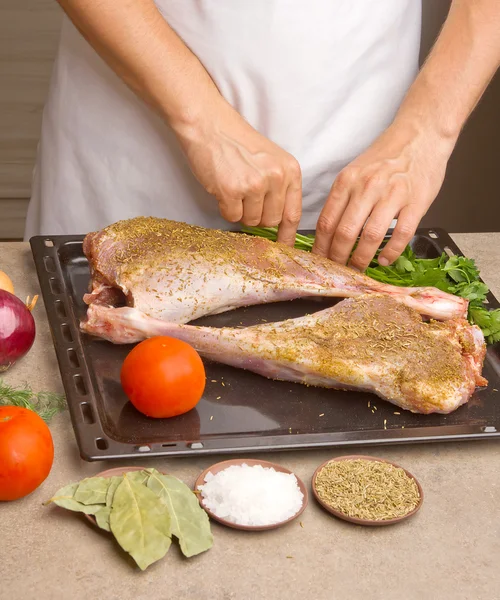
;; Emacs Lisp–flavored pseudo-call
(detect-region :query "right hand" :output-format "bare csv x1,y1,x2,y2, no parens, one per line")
174,101,303,245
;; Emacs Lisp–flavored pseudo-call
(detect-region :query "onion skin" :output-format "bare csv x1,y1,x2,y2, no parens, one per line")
0,290,36,372
0,271,14,295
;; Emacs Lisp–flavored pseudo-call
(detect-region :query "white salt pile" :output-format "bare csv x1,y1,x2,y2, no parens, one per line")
198,463,304,526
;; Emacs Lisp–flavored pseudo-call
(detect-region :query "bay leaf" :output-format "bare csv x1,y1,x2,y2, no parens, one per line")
95,507,111,532
105,476,123,508
44,482,103,515
110,475,172,571
99,472,152,533
146,469,213,558
74,477,110,505
124,470,150,486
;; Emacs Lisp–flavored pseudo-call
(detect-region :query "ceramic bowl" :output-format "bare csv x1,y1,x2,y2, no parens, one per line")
312,454,423,526
194,458,308,531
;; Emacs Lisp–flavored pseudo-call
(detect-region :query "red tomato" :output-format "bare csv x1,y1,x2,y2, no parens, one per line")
0,406,54,501
120,336,206,418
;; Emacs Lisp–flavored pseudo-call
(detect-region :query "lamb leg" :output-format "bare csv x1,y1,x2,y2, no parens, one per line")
83,217,468,324
82,296,486,415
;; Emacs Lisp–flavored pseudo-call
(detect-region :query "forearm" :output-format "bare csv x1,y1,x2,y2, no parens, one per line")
393,0,500,144
313,0,500,268
57,1,302,238
57,0,226,132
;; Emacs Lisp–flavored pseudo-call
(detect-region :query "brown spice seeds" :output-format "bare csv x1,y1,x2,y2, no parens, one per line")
314,459,420,521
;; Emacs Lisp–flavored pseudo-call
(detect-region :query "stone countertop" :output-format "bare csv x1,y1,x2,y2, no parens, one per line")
1,234,499,600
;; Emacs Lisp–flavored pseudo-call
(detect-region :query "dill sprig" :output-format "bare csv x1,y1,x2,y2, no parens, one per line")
0,379,66,423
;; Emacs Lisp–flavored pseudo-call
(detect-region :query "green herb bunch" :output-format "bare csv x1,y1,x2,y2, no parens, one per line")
242,226,500,344
0,380,66,422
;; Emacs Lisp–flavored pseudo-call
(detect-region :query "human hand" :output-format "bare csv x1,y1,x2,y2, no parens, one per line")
312,122,453,270
175,101,302,245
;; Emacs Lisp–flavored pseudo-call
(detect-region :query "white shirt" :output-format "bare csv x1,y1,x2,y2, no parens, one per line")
25,0,421,238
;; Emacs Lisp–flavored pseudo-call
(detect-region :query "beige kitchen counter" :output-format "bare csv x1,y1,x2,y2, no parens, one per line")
1,234,499,600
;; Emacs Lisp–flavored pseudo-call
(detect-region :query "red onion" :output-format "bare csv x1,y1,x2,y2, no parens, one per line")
0,290,36,372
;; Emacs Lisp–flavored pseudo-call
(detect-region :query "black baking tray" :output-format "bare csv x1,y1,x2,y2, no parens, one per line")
30,228,500,461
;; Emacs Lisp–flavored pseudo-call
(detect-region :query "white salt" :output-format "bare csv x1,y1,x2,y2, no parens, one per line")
198,464,304,526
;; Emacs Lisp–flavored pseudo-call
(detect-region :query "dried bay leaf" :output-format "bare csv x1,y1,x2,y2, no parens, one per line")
110,475,172,571
146,469,213,558
92,472,148,515
44,482,103,515
94,475,123,533
106,476,123,508
74,477,110,505
124,470,150,486
95,507,111,532
46,469,212,570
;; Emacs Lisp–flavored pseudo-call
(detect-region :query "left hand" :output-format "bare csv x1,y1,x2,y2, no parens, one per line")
312,121,453,271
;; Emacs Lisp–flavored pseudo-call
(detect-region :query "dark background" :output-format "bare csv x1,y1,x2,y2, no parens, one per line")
420,0,500,232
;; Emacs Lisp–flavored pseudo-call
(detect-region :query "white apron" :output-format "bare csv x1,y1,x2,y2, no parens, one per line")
25,0,421,238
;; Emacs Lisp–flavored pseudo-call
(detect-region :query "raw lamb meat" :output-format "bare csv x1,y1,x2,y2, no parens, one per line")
82,295,487,414
82,217,468,324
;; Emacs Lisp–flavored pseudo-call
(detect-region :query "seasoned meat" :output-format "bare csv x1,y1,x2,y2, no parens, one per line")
82,217,468,324
82,295,486,415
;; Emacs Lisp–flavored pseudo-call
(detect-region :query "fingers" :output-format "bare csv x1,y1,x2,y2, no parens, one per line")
312,169,352,257
277,180,302,246
260,166,289,228
241,172,285,228
326,182,381,265
266,159,302,246
241,192,266,226
349,201,399,271
378,205,423,265
218,198,244,223
313,164,421,268
214,142,301,243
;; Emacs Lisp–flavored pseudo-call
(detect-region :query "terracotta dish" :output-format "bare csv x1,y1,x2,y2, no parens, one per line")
312,454,424,527
194,458,308,531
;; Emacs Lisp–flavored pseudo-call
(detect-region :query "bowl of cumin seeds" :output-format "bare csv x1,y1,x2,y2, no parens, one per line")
312,455,423,526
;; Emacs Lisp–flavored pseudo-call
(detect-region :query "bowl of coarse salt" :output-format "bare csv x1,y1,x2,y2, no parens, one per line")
194,459,308,531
